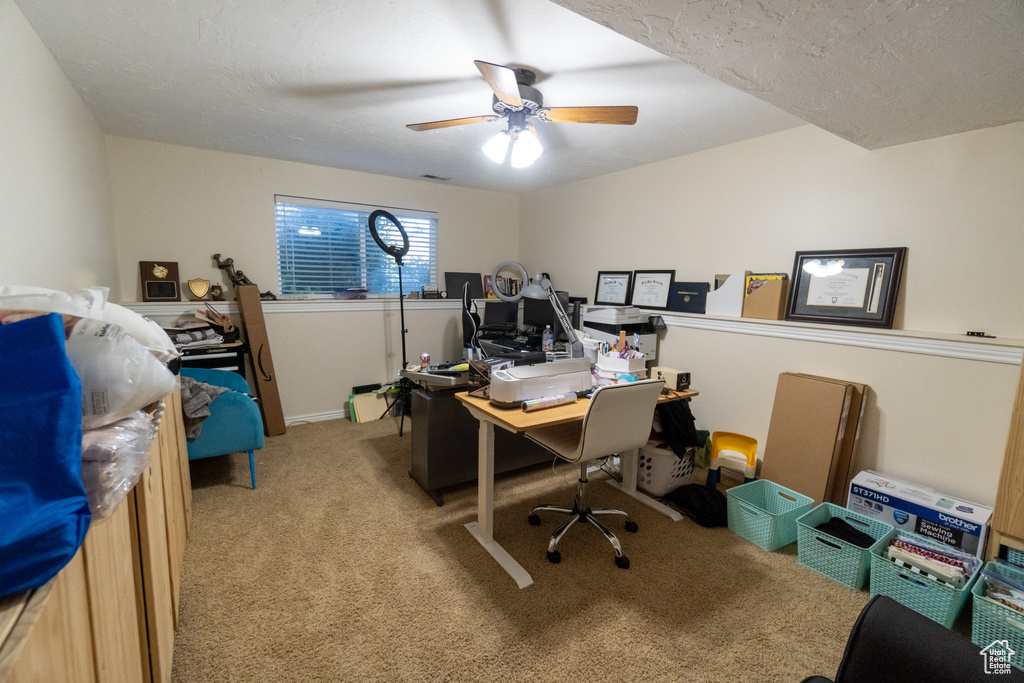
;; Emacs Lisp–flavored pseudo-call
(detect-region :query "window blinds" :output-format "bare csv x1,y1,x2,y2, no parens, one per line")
275,195,437,296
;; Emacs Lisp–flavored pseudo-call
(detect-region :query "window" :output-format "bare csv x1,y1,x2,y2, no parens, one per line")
275,195,437,296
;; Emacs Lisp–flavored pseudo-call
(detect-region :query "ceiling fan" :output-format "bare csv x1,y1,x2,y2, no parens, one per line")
406,60,639,168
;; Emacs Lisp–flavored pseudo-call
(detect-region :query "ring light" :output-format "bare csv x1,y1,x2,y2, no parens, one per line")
368,209,410,264
490,260,529,302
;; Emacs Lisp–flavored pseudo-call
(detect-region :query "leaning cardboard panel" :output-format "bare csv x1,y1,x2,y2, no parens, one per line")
235,285,286,436
795,374,867,505
760,373,852,505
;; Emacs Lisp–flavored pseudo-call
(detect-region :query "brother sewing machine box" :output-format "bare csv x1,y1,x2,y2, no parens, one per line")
848,470,992,557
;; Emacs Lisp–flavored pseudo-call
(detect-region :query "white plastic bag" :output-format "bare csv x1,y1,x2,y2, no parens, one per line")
64,318,177,429
80,411,155,520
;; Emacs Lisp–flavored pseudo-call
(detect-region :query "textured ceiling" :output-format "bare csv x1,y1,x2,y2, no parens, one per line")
15,0,802,192
18,1,1021,192
554,0,1024,149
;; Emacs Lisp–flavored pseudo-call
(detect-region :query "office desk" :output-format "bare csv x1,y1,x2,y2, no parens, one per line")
455,388,699,588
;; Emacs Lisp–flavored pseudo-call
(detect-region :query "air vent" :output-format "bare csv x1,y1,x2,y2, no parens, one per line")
420,174,452,181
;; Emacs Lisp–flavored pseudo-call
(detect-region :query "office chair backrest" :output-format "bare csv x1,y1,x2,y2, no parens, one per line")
576,380,665,462
461,282,480,348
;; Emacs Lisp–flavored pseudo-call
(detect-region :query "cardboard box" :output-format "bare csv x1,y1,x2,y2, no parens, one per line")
761,373,852,505
848,470,992,557
795,374,867,505
236,284,287,436
741,277,788,320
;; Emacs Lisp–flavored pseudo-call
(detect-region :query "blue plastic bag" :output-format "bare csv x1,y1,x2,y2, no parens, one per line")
0,313,91,597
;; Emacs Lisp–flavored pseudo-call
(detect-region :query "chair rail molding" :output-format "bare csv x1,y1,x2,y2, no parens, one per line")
657,312,1024,365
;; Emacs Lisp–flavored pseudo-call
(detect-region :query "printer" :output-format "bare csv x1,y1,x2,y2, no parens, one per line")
581,306,659,361
488,357,593,408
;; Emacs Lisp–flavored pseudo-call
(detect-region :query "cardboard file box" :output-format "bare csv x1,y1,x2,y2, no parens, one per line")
742,278,788,320
848,470,992,557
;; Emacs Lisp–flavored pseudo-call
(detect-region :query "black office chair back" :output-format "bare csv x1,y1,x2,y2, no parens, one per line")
461,282,480,350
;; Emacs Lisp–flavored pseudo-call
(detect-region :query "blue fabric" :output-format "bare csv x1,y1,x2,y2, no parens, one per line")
179,368,264,460
0,314,91,597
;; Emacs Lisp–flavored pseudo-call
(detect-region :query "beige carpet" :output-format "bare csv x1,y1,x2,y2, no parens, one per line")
172,417,871,682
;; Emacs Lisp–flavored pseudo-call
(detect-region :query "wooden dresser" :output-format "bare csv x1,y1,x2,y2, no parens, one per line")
0,387,192,683
989,361,1024,560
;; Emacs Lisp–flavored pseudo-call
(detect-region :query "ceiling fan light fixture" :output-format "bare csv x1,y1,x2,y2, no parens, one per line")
482,130,511,163
510,127,543,168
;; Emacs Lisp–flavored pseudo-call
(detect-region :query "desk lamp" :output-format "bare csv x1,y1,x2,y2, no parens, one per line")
491,260,583,358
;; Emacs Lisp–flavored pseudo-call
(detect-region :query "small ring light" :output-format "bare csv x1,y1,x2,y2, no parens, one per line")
491,260,529,302
368,209,410,264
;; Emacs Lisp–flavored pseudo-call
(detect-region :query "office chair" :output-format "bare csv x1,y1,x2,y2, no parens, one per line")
525,379,665,568
461,282,483,358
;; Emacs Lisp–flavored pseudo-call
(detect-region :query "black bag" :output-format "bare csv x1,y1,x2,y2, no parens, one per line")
665,484,728,528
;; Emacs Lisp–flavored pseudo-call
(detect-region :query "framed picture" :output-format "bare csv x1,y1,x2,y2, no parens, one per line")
785,247,907,328
594,271,632,306
630,270,675,310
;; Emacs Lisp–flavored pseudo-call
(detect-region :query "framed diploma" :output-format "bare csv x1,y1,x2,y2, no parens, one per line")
785,247,907,328
594,271,632,306
630,270,675,310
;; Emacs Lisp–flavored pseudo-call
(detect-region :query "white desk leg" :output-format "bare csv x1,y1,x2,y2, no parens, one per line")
464,419,533,588
478,420,495,541
605,447,684,522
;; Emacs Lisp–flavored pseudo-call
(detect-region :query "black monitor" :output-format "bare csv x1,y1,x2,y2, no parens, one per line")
444,272,483,300
522,291,571,340
483,300,518,328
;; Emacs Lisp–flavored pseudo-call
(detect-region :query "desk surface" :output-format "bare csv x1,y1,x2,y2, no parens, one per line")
455,387,699,433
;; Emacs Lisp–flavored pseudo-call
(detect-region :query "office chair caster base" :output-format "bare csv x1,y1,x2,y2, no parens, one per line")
624,521,638,533
527,514,541,526
547,550,561,564
615,555,630,569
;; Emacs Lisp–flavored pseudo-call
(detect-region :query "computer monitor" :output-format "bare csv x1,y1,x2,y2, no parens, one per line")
444,272,484,300
483,300,518,328
522,291,571,340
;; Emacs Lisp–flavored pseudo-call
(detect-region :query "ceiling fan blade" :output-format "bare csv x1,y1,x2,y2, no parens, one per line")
406,115,499,132
539,106,639,125
474,60,523,108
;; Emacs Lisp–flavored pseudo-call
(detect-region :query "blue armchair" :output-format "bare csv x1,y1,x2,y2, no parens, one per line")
180,367,264,489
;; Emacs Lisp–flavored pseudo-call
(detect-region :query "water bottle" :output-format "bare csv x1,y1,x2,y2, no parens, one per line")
542,325,554,351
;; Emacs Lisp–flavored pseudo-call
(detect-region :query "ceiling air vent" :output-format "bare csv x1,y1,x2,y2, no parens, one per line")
420,174,452,181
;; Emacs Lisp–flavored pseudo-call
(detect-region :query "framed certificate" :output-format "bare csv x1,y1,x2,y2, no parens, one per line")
785,247,907,328
630,270,675,310
594,271,632,306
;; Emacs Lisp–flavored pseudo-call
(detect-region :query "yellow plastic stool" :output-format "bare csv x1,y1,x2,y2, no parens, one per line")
706,431,758,490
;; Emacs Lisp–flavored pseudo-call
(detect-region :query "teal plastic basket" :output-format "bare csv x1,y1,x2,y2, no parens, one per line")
727,479,813,551
869,531,980,628
796,503,894,590
972,561,1024,670
1008,547,1024,567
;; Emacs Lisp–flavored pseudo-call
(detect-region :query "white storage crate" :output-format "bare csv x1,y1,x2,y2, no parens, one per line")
637,441,694,496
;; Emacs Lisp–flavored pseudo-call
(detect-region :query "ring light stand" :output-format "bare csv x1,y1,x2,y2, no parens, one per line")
368,210,414,434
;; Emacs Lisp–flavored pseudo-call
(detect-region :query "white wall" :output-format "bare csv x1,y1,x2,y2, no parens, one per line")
520,123,1024,505
0,0,118,293
106,137,519,418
